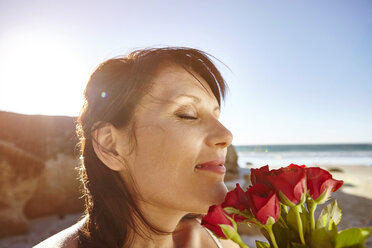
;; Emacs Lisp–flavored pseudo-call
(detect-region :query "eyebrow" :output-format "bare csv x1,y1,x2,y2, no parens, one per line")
173,94,220,112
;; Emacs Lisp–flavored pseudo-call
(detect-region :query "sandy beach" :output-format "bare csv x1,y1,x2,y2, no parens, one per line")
1,164,371,248
320,165,372,236
0,213,82,248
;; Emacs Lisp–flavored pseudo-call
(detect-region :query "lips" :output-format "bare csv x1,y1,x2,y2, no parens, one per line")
195,159,226,175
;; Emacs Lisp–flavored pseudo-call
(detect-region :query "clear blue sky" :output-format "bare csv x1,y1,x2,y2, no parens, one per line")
0,0,371,145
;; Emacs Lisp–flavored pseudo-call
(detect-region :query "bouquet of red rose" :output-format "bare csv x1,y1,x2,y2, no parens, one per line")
201,164,371,248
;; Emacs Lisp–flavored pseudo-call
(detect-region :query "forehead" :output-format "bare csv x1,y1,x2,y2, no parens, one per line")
147,64,218,104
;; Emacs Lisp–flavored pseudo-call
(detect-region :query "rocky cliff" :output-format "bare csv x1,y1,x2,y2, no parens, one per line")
0,111,83,237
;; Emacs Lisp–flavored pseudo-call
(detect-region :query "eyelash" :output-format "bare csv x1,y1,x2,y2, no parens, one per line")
177,114,198,120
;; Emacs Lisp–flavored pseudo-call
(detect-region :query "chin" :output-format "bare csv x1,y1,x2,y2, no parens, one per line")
198,182,228,214
214,182,228,203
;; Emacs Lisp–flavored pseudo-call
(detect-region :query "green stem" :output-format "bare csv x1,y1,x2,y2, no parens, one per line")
265,224,279,248
237,241,250,248
293,206,306,245
233,236,250,248
309,201,317,231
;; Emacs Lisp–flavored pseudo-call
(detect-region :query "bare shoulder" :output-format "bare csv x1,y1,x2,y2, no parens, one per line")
177,218,239,248
33,220,83,248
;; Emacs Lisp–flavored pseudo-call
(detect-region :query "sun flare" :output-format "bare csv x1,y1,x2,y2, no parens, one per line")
0,31,86,116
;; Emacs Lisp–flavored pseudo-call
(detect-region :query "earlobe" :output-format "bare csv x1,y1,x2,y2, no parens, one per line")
91,123,124,171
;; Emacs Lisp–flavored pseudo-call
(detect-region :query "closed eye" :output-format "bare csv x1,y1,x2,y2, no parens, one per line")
177,114,198,120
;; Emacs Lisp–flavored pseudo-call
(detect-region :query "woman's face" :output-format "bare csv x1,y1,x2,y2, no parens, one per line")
116,64,233,214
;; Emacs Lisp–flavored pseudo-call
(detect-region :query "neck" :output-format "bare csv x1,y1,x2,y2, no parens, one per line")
128,201,187,248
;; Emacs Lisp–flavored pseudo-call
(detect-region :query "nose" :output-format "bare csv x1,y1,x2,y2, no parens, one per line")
205,121,233,149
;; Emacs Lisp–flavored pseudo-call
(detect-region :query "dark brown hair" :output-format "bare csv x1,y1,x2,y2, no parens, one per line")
76,47,228,248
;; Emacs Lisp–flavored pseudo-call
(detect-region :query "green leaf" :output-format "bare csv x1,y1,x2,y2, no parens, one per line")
286,207,298,231
280,203,289,216
223,206,241,215
255,240,270,248
279,191,297,208
301,204,308,214
316,200,342,230
310,227,334,248
328,222,338,240
272,221,291,247
335,227,372,248
313,186,332,204
219,224,238,239
224,207,252,220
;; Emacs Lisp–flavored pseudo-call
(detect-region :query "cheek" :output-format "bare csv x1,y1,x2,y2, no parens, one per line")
129,123,227,213
129,125,187,192
134,123,198,172
132,125,193,182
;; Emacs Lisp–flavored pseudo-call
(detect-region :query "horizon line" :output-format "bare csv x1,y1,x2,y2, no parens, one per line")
233,142,372,146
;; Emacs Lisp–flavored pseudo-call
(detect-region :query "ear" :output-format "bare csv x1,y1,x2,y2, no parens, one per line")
91,122,124,171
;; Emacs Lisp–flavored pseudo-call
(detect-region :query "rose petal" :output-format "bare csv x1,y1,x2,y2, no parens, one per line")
201,205,232,239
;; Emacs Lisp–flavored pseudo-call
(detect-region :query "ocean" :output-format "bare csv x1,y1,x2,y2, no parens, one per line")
235,144,372,168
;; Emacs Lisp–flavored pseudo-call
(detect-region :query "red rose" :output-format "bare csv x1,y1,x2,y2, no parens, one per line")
221,184,250,222
250,165,270,186
201,205,234,238
306,167,344,203
267,164,307,206
221,183,248,211
246,183,280,225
